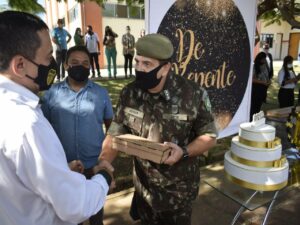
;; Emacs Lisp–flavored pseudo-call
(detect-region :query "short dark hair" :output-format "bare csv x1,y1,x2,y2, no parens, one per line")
65,46,90,63
0,11,48,72
254,51,267,75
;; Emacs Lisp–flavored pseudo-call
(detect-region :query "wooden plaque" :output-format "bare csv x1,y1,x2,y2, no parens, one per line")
112,134,171,164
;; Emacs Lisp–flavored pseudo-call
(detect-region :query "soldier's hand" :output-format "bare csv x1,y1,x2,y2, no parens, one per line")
68,160,84,174
93,160,114,175
93,160,116,191
163,142,183,166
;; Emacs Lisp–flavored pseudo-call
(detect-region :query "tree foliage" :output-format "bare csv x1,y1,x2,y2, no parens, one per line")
258,0,300,28
2,0,300,29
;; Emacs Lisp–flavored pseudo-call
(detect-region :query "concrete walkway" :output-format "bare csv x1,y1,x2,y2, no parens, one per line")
102,162,300,225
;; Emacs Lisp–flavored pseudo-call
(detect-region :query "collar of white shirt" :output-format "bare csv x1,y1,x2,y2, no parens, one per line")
0,75,39,109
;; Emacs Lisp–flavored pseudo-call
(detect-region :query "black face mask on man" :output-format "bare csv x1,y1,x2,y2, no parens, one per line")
135,63,166,90
68,65,90,82
25,57,58,91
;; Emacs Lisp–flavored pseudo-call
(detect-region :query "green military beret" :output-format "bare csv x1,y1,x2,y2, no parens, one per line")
135,33,174,60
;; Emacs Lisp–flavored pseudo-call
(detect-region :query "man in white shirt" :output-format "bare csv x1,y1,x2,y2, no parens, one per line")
85,25,101,78
0,11,113,225
262,43,274,79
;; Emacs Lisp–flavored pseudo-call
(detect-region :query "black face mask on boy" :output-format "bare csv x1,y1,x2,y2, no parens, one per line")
68,65,90,82
25,57,58,91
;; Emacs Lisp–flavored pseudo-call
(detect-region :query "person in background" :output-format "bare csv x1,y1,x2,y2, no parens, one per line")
140,29,145,38
0,10,113,225
278,55,300,108
262,43,274,79
250,52,271,120
103,26,118,79
85,25,101,78
99,34,217,225
122,26,135,78
42,45,114,225
51,18,71,81
74,27,84,46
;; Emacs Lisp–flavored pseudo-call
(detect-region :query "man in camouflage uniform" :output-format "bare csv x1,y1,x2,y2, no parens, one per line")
99,34,217,225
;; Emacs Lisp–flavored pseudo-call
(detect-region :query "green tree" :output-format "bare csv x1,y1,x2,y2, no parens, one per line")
258,0,300,29
3,0,300,29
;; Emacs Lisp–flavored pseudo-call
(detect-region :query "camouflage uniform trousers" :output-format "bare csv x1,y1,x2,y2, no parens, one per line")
135,193,192,225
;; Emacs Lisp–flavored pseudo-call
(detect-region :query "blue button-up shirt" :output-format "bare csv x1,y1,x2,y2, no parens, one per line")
41,80,113,168
51,27,70,50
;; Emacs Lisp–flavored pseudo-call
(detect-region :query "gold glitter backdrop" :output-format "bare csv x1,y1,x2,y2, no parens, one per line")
158,0,251,131
176,0,235,20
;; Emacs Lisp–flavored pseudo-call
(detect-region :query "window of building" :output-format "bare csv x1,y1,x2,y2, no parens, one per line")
129,6,141,19
68,4,79,23
116,4,127,18
103,3,115,17
141,7,145,19
260,33,274,48
103,3,144,19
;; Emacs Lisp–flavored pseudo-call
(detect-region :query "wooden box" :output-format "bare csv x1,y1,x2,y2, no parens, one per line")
266,106,300,119
112,134,171,164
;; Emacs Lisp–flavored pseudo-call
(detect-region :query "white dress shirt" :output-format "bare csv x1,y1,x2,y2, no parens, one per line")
85,32,99,53
278,68,296,89
0,75,109,225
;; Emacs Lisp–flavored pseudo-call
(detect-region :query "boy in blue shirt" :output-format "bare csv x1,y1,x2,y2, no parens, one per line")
51,19,71,81
42,45,113,225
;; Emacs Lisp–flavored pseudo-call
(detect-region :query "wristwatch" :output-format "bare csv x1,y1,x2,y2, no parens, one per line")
181,146,189,159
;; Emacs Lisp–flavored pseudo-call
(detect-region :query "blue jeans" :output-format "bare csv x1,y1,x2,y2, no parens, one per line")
105,47,117,78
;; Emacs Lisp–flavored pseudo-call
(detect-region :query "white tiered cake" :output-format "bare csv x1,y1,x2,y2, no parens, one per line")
224,112,289,191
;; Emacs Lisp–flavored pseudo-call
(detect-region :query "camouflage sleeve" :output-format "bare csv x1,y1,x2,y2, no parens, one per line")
193,89,218,138
107,87,129,136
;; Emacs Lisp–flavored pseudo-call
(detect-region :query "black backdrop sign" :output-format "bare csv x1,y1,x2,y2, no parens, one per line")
157,0,251,131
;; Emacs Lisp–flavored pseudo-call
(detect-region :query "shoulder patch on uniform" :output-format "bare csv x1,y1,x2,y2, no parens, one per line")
202,91,212,113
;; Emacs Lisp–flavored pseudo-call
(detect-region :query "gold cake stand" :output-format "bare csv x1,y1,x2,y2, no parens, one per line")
202,160,299,225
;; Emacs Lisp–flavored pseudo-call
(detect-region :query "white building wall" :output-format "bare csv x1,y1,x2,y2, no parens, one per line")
57,1,66,20
260,20,300,59
102,17,145,66
67,3,82,47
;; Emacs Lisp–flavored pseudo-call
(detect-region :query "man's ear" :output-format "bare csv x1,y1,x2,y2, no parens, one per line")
10,55,27,78
64,62,69,71
161,62,171,77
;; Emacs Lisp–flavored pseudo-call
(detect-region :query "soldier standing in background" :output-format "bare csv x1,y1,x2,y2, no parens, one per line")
99,34,217,225
262,43,274,79
122,26,135,78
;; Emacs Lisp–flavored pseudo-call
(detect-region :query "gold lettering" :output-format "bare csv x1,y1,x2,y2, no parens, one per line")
173,29,237,89
227,70,236,86
194,42,205,60
186,62,236,89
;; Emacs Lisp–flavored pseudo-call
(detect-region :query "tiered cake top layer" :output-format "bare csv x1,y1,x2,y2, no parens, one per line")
239,119,275,143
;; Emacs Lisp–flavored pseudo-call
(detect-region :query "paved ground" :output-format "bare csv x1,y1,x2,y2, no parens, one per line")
100,162,300,225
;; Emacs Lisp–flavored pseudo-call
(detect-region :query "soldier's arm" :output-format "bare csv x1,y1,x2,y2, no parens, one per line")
99,135,118,163
99,87,130,163
187,89,217,156
165,89,217,165
164,134,216,165
184,134,216,157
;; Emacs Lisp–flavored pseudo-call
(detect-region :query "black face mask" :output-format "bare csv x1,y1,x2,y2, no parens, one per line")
25,58,58,91
68,65,90,82
135,64,165,91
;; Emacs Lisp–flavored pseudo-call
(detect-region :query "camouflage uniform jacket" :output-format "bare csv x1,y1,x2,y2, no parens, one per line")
108,71,217,211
